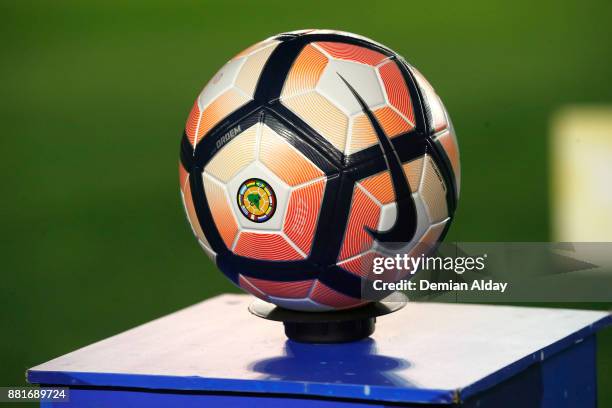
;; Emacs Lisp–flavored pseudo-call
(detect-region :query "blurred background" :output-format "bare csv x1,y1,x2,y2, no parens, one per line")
1,0,611,405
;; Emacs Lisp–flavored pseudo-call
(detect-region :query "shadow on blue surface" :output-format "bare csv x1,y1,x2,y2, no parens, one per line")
250,339,414,387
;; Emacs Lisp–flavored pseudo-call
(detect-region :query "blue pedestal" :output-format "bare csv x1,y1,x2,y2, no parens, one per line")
28,295,611,407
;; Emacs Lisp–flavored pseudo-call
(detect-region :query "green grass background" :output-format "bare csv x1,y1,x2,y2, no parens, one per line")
1,0,611,405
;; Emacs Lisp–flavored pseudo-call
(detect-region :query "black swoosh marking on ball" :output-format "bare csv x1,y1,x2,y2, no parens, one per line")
337,73,417,244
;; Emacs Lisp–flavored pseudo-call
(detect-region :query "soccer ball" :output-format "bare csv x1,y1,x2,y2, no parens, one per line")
179,29,460,312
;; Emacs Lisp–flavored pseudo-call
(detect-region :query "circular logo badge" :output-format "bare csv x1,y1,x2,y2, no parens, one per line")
237,178,276,223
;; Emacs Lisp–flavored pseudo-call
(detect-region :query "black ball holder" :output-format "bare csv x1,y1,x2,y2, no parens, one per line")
249,297,406,343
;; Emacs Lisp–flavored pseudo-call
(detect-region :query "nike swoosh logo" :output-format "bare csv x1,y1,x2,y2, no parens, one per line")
338,73,418,245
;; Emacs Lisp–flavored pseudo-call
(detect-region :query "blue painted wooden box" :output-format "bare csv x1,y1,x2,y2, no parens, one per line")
28,295,611,407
